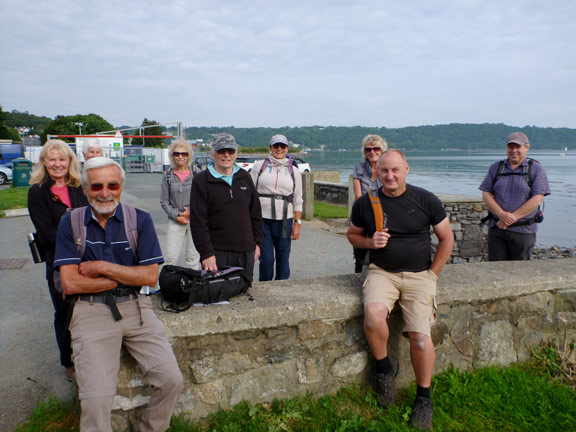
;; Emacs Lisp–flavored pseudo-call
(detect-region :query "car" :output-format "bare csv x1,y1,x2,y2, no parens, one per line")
237,156,311,173
294,158,311,173
236,156,259,172
0,165,13,185
193,156,213,171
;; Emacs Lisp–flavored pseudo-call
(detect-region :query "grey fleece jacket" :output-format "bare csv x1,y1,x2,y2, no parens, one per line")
160,168,194,221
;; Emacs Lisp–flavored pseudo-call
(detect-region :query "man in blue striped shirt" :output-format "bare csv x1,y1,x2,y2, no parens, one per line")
54,157,183,432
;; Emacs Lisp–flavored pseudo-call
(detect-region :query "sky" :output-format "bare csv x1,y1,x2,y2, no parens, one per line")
1,0,575,130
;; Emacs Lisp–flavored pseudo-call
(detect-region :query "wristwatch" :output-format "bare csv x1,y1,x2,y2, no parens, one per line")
295,219,302,225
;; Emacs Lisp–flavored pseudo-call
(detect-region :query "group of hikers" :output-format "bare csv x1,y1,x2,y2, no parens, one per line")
26,130,549,431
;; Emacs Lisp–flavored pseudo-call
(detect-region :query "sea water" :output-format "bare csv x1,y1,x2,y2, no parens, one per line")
303,150,576,248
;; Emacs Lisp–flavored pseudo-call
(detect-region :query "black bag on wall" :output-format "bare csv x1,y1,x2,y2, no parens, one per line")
159,265,248,313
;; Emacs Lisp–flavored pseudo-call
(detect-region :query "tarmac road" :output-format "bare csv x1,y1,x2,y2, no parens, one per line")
0,173,354,431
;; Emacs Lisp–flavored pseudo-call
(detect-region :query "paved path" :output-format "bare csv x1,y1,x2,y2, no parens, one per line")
0,173,353,431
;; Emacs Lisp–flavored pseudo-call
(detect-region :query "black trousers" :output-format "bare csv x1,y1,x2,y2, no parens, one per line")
46,262,74,368
353,247,368,274
215,249,256,286
487,227,536,261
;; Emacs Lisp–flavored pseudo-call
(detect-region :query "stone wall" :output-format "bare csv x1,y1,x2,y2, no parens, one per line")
313,181,488,263
111,258,576,430
314,181,349,204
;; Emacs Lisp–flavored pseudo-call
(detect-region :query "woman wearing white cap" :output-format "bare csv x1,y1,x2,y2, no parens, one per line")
250,134,303,281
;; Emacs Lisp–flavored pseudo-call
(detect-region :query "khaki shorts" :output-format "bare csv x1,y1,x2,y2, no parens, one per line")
362,264,437,336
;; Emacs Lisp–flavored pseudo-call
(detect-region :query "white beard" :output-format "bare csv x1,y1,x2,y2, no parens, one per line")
89,197,119,216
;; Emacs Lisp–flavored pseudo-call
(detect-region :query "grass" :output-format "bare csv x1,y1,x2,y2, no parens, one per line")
314,201,348,220
16,342,576,432
0,186,28,212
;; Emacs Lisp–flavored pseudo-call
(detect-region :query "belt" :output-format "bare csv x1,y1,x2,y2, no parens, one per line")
77,293,138,304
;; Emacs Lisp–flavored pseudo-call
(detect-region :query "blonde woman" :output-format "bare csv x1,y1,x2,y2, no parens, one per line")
28,139,88,381
352,135,388,273
160,140,201,269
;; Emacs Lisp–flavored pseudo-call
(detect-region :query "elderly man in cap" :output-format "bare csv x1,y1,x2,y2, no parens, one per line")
190,133,262,285
480,132,550,261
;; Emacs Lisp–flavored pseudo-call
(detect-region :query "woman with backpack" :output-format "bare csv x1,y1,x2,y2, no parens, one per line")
28,139,89,381
250,134,303,281
160,140,201,269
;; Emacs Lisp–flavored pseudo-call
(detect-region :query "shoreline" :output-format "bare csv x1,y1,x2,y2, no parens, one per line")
316,217,576,260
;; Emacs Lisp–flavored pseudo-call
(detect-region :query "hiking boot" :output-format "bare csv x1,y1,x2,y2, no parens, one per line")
370,358,399,408
410,396,434,430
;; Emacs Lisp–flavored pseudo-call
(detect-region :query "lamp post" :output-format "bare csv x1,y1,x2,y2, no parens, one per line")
74,122,84,135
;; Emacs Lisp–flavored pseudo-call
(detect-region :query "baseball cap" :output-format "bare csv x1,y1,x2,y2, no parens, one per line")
506,132,530,146
269,134,289,147
212,133,238,151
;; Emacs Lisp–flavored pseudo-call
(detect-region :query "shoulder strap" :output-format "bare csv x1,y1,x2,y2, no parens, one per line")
70,206,88,257
121,203,139,258
367,189,384,232
255,159,269,190
165,167,173,184
524,158,534,188
491,160,507,188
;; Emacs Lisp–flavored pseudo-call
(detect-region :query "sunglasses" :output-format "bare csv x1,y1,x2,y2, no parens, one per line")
216,148,236,155
173,152,189,157
89,182,121,192
364,147,381,153
271,143,288,149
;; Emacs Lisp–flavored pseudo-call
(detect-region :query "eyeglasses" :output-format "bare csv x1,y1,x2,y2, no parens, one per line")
271,143,288,149
364,147,381,153
173,152,189,157
89,182,121,192
216,148,236,155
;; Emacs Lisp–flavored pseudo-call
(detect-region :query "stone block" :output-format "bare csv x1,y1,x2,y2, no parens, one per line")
477,320,517,366
460,241,482,258
329,351,368,378
297,357,324,383
298,320,335,341
229,360,299,405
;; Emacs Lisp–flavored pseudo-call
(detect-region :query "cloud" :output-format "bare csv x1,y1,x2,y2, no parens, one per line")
1,0,575,128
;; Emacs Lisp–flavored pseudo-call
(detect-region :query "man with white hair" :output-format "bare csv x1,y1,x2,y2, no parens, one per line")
54,157,183,432
82,137,104,160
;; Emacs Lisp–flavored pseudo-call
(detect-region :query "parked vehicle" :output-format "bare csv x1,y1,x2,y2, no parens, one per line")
294,158,311,173
236,156,311,173
0,143,25,168
193,156,213,171
0,165,13,185
236,156,259,172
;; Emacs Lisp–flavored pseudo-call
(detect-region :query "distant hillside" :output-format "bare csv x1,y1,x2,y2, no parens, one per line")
185,124,576,150
4,110,53,136
5,108,575,150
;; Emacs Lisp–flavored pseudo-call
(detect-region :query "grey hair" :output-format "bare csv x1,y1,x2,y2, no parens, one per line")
82,157,125,188
82,137,104,155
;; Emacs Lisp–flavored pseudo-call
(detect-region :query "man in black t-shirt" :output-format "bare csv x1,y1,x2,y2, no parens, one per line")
347,150,454,431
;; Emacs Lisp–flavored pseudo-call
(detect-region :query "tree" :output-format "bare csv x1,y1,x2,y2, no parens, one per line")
5,109,53,137
0,105,21,142
43,113,114,142
131,118,166,147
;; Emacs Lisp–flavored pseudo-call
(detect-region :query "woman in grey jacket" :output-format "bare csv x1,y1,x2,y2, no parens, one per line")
160,140,201,269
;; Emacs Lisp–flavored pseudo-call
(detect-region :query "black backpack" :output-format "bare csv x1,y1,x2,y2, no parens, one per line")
159,265,249,313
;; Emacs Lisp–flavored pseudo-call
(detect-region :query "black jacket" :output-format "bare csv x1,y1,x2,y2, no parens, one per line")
190,167,262,260
28,178,89,263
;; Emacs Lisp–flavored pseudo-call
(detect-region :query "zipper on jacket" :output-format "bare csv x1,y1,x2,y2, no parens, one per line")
230,188,233,198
